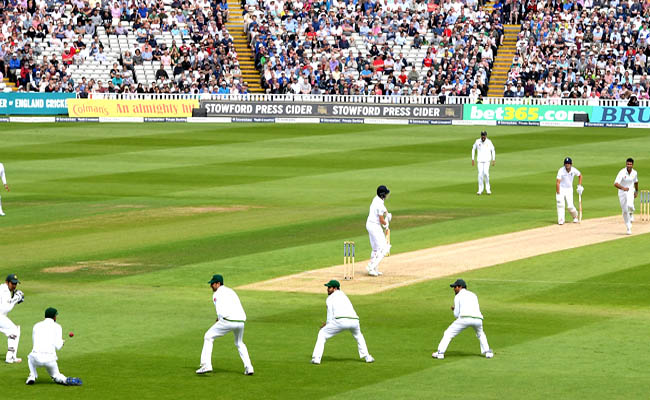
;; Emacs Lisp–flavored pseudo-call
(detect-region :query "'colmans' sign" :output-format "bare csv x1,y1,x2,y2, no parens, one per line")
592,107,650,124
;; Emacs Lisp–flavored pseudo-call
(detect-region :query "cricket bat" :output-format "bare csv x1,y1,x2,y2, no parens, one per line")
385,228,391,256
578,193,582,222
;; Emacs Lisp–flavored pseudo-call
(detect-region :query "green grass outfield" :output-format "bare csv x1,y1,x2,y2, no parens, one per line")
1,123,649,399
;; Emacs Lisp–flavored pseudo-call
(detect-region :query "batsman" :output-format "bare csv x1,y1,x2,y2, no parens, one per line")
366,185,392,277
556,157,583,225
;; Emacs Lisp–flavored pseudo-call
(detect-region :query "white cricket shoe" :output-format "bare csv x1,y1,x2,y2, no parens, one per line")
0,212,5,216
368,270,379,277
485,351,494,359
627,227,632,235
310,358,320,365
365,355,375,363
195,365,212,374
6,357,22,364
476,192,482,195
432,351,444,359
26,376,35,385
558,221,564,225
573,217,579,223
244,366,254,375
377,271,383,276
486,190,491,195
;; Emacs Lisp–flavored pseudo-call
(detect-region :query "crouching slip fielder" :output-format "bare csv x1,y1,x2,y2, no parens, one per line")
26,308,82,386
366,185,391,277
0,273,24,364
311,280,374,364
197,274,254,375
433,279,493,359
471,131,496,195
556,157,583,225
614,158,638,235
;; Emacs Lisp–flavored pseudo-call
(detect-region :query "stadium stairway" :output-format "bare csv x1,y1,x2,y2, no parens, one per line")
487,24,520,97
226,0,264,93
2,77,17,92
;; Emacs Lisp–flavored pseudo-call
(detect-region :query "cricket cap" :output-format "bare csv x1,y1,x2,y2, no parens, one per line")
208,274,224,285
564,157,572,165
45,307,58,319
450,279,467,288
6,274,19,284
324,280,340,288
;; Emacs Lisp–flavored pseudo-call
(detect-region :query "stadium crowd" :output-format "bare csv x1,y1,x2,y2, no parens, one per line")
0,0,246,95
503,0,650,100
1,0,649,100
244,0,506,98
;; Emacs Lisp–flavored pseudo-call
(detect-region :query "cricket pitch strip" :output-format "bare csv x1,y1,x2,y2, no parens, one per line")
239,216,650,295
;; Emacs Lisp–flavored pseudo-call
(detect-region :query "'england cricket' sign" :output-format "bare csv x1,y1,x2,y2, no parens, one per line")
201,101,462,120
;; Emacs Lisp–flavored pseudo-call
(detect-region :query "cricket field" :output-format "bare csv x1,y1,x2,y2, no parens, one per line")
1,123,649,399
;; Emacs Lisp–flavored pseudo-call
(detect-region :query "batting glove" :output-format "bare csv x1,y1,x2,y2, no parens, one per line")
577,185,584,195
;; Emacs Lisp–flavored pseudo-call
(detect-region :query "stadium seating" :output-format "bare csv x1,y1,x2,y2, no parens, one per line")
501,1,649,100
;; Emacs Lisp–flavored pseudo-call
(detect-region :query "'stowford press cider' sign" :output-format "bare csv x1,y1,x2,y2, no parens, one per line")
201,101,462,121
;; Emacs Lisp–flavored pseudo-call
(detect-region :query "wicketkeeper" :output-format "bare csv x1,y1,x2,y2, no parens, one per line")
0,273,23,364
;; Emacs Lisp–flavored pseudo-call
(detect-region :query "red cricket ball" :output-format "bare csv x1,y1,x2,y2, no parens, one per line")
69,332,74,338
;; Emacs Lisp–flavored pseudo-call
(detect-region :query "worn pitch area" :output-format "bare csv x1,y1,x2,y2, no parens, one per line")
239,216,650,295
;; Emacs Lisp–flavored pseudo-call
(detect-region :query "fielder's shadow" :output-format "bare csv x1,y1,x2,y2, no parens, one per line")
191,367,241,377
319,357,368,363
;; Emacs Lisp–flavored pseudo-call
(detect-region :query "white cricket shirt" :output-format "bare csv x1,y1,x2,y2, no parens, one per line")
0,283,17,316
30,318,64,361
326,290,359,323
367,195,387,225
213,285,247,322
557,166,581,189
0,163,6,185
614,167,638,192
453,288,484,320
471,138,495,162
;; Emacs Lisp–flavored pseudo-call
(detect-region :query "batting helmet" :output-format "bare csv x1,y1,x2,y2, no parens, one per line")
481,131,487,136
377,185,390,199
564,157,572,165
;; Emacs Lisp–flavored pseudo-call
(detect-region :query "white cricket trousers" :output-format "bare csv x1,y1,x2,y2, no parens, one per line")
312,318,370,362
436,317,490,354
618,190,635,229
556,188,577,224
0,314,20,361
477,162,491,193
366,221,389,272
27,353,67,384
200,320,253,371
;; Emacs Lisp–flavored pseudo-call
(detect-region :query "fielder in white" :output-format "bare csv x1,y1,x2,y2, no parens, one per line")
0,273,23,364
366,185,391,277
614,158,638,235
311,280,374,365
432,279,493,360
471,131,495,195
26,307,82,386
0,162,9,216
556,157,584,225
197,274,254,375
